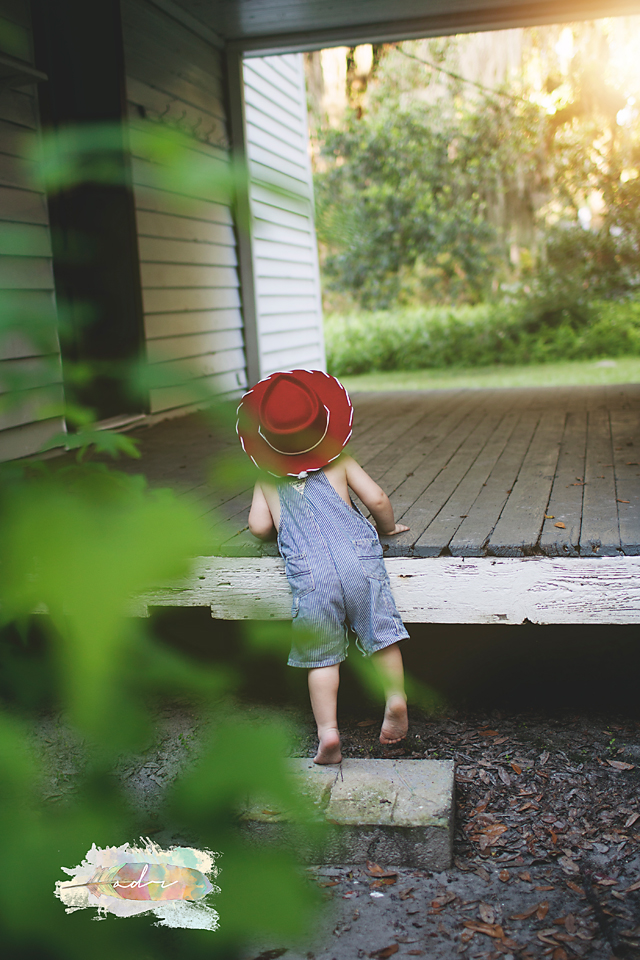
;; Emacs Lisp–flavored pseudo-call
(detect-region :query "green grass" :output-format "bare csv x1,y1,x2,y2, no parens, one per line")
339,357,640,393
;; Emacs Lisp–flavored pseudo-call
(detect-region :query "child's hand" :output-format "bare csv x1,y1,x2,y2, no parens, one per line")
380,522,410,536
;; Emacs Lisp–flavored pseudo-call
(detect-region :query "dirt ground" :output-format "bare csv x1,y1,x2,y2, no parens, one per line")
38,702,640,959
242,708,640,960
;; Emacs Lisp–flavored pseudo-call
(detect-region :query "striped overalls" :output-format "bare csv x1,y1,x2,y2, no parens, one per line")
277,469,409,668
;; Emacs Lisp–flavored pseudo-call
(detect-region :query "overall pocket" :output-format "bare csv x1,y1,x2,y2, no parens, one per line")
284,553,315,615
352,537,387,581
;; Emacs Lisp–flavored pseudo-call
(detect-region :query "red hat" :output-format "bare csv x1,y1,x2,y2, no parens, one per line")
236,369,353,477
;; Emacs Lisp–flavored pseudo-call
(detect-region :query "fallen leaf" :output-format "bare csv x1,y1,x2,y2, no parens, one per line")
565,880,586,897
554,521,566,528
460,929,475,944
511,762,522,775
479,902,496,924
552,948,568,960
369,945,398,959
519,872,532,882
558,856,580,875
538,932,558,945
499,869,510,883
475,867,491,882
535,885,556,891
463,921,505,939
357,719,376,728
318,880,341,887
539,750,550,765
625,812,640,828
399,887,415,900
545,514,555,519
537,902,550,921
406,952,423,956
617,499,631,504
371,877,397,888
626,879,640,892
596,878,618,886
479,729,499,736
607,759,635,770
565,914,577,935
494,736,509,744
366,861,398,879
431,891,456,909
511,903,541,920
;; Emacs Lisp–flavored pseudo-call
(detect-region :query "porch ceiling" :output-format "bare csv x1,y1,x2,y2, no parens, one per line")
173,0,640,53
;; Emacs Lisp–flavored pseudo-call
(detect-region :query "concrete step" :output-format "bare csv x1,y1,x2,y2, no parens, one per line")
241,758,455,869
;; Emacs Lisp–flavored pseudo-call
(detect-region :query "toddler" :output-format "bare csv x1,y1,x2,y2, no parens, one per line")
237,370,410,764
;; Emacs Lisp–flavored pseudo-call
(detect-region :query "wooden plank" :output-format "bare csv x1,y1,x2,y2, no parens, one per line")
139,262,239,289
256,295,318,315
382,402,494,555
144,307,242,339
260,328,321,353
245,56,303,106
0,152,39,190
149,368,246,412
134,185,233,224
392,410,504,556
135,211,236,245
145,328,243,363
122,0,224,80
138,236,237,266
539,411,587,557
0,354,62,393
253,238,315,264
0,416,64,461
0,186,48,224
611,408,640,555
260,310,323,335
0,222,51,256
0,119,37,159
0,89,37,129
449,411,539,557
0,382,63,431
487,409,565,557
255,258,315,280
366,391,471,484
142,285,241,314
150,347,246,380
126,77,227,142
132,155,231,203
580,408,621,557
0,255,53,289
415,409,520,556
260,342,322,372
134,555,640,625
256,276,314,297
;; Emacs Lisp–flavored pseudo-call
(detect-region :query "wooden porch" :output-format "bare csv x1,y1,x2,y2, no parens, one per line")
104,382,640,560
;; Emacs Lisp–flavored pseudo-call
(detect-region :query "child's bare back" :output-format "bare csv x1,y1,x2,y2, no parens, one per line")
248,454,409,541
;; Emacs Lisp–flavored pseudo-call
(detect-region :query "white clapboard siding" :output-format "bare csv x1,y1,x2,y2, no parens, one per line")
0,0,64,462
243,53,325,378
122,0,247,415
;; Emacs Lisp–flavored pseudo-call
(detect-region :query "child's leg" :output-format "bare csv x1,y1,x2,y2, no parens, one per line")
371,642,408,745
308,664,342,764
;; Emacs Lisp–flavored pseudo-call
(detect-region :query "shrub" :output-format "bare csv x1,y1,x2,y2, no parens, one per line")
324,300,640,376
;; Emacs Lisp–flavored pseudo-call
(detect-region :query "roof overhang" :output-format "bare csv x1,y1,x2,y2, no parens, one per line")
159,0,640,56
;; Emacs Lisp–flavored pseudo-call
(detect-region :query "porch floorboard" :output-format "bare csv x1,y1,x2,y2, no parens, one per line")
79,383,640,558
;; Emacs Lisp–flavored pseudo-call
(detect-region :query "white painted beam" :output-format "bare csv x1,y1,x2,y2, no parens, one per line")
134,556,640,625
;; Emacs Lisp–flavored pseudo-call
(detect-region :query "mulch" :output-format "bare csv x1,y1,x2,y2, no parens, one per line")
293,709,640,960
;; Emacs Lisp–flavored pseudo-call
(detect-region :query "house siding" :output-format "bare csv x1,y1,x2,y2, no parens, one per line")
0,0,64,461
243,53,325,378
122,0,247,414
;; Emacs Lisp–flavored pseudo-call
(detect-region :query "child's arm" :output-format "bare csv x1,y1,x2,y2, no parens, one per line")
248,482,276,540
344,456,409,536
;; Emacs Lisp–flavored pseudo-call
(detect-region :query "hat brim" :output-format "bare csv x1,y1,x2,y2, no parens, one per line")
236,369,353,477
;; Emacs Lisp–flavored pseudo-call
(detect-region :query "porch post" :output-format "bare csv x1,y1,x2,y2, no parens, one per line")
226,45,261,387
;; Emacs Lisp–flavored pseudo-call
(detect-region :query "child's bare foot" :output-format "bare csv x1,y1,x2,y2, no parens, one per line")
314,728,342,764
380,695,408,744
